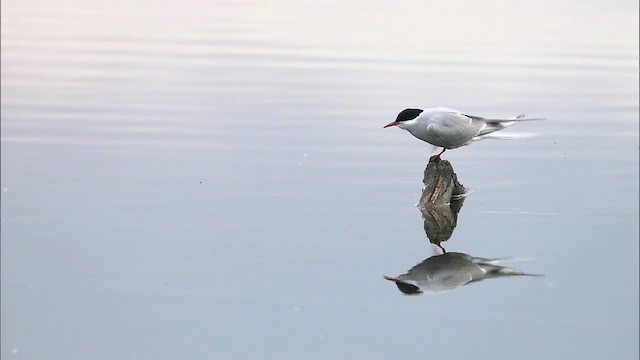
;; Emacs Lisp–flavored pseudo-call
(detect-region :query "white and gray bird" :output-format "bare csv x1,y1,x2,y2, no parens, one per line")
384,252,542,294
384,107,542,160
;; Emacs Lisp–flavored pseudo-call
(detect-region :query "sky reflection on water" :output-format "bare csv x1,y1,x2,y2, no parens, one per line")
1,0,638,359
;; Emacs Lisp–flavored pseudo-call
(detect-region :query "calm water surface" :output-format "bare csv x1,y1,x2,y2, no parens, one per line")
2,1,638,359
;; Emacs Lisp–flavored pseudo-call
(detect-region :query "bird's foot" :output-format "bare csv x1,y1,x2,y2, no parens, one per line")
429,148,446,162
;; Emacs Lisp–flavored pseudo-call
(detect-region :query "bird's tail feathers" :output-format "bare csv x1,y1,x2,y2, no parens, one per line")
478,264,544,278
472,256,544,278
473,255,537,264
483,114,545,122
477,132,539,141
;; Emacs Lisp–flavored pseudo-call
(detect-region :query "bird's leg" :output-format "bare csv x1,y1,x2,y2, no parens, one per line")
432,241,447,253
429,148,446,162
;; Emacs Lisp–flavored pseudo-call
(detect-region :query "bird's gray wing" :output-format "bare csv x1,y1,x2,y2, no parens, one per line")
424,111,485,149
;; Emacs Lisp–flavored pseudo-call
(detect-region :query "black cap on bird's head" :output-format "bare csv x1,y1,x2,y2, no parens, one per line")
383,275,423,295
384,108,423,128
396,108,424,122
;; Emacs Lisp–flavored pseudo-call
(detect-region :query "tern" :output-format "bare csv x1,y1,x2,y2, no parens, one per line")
383,252,542,294
384,107,543,161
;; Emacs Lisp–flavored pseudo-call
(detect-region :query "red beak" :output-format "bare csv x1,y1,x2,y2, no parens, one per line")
383,121,399,128
383,276,398,282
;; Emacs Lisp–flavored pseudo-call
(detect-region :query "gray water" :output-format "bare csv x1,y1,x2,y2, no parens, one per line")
2,0,638,359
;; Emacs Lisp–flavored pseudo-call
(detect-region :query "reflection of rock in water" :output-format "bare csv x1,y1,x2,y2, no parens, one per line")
384,252,541,294
418,159,467,251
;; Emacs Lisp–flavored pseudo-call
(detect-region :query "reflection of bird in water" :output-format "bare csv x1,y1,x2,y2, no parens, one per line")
384,252,541,294
418,159,467,252
384,107,542,161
